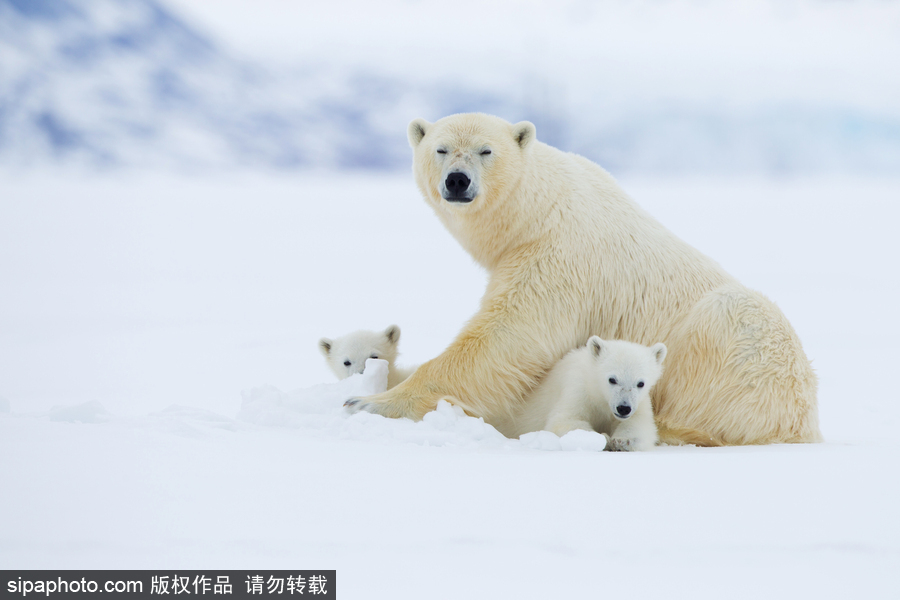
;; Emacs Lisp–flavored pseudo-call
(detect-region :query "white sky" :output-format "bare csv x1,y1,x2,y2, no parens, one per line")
161,0,900,112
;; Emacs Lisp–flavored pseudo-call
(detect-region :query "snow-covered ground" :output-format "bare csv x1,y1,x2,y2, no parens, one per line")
3,0,898,596
1,172,898,598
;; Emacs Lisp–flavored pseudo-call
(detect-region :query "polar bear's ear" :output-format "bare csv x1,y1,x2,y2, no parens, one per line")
384,325,401,346
318,338,333,357
651,343,667,365
408,118,431,148
512,121,536,149
588,336,605,358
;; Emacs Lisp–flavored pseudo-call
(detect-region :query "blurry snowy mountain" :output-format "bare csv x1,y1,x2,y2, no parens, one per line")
1,0,899,174
0,0,421,169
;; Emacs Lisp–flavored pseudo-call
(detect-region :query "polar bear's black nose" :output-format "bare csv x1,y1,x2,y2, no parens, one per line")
445,172,471,196
616,404,632,417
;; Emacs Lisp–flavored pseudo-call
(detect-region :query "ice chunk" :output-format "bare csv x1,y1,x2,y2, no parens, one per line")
519,430,563,451
520,429,608,452
559,429,608,452
416,399,508,444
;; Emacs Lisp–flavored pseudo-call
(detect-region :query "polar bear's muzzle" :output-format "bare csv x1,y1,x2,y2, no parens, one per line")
442,171,474,203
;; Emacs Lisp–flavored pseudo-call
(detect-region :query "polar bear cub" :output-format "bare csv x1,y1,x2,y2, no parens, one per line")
513,337,667,451
319,325,414,390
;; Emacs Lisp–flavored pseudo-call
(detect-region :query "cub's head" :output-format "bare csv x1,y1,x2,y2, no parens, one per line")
407,113,535,211
587,336,667,420
319,325,400,380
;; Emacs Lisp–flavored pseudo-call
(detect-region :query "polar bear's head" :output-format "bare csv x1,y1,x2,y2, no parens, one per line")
319,325,400,380
587,336,667,420
407,113,535,210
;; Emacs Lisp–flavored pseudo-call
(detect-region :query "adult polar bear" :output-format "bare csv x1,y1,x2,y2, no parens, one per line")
345,113,821,446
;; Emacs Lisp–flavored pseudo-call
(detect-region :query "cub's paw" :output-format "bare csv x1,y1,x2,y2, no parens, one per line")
605,437,636,452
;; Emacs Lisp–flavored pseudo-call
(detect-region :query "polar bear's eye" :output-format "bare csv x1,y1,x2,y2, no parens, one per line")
637,381,645,388
609,377,617,385
370,355,378,359
343,360,351,366
436,149,447,155
480,149,492,155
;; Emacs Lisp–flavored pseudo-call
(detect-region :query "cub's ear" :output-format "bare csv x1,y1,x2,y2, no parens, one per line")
384,325,401,345
512,121,536,149
408,118,431,148
588,336,605,358
318,338,333,357
651,343,667,365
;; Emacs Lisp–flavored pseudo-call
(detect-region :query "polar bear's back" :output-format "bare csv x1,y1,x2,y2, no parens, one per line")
513,141,735,347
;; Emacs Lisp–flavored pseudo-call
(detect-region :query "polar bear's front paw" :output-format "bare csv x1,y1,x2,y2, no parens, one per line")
343,397,390,416
605,437,636,452
343,398,367,414
343,390,425,420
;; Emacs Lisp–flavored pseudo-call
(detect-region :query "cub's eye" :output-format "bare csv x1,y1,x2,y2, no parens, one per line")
436,149,447,154
480,149,492,155
370,355,378,359
637,381,645,388
343,360,351,367
609,377,617,385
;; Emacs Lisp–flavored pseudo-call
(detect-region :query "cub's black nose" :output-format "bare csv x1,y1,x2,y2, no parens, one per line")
616,404,632,417
445,172,471,196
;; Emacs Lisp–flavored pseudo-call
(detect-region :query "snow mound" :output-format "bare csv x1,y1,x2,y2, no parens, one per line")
341,400,509,449
238,358,389,426
238,359,510,449
47,400,109,423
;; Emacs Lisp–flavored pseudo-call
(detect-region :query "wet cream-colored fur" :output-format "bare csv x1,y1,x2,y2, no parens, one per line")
345,113,820,446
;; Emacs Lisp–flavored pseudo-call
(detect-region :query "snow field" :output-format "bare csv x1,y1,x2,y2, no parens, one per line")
0,171,898,598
